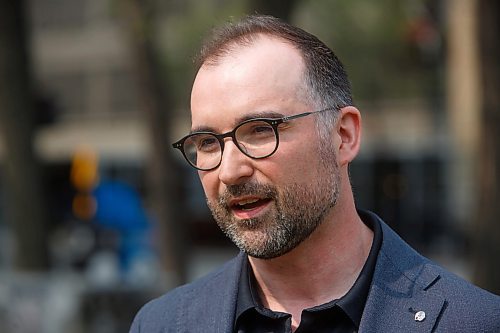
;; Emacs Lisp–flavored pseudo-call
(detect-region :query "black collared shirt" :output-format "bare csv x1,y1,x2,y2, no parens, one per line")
234,210,382,333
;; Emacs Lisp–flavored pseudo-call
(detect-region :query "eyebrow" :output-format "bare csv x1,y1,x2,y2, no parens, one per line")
190,110,285,134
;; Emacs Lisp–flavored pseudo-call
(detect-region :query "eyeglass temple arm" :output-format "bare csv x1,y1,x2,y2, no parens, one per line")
280,107,338,123
282,112,313,122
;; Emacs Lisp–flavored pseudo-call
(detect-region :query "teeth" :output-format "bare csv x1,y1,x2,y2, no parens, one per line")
237,198,259,206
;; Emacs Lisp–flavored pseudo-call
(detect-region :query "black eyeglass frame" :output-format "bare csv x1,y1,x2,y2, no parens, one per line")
172,107,338,171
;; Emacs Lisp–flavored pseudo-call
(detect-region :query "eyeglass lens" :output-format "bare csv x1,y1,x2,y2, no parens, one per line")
182,119,278,170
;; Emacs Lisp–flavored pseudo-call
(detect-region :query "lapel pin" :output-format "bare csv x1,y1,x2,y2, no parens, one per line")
414,310,426,322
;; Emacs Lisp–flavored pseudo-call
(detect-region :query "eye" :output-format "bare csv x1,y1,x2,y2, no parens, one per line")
246,122,274,137
253,125,274,134
193,134,219,152
236,120,275,144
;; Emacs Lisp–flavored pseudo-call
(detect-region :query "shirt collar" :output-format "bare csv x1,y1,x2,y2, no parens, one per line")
335,209,382,327
235,209,383,329
235,256,259,320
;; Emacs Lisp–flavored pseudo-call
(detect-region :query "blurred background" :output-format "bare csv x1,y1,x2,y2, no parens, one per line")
0,0,499,332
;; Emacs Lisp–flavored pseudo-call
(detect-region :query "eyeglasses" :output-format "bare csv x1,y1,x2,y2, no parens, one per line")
172,107,337,171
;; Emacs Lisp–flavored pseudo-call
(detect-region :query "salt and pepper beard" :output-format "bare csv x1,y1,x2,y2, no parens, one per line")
206,142,340,259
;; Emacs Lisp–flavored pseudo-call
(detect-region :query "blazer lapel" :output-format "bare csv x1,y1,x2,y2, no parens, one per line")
360,217,446,332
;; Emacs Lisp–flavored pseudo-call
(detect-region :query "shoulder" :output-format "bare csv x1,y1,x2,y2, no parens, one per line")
379,217,498,301
374,214,500,331
423,261,500,331
129,253,244,333
421,254,500,302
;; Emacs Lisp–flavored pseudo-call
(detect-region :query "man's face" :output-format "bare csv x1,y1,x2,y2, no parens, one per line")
190,36,340,259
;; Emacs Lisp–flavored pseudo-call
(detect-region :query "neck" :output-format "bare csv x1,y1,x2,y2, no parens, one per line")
248,188,373,329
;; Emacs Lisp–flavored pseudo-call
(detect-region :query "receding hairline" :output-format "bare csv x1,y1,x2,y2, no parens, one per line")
195,33,312,105
197,32,303,69
195,14,353,112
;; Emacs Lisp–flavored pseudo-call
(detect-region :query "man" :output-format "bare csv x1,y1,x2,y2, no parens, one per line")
130,15,500,332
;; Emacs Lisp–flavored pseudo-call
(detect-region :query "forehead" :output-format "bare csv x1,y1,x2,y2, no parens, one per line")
190,35,309,130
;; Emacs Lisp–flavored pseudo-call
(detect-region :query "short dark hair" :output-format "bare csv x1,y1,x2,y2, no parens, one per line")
196,14,353,116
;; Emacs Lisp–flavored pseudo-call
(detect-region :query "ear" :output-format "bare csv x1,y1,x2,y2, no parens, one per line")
337,106,362,166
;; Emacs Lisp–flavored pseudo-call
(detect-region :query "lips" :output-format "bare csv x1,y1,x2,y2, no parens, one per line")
234,198,262,209
220,181,277,219
229,197,272,218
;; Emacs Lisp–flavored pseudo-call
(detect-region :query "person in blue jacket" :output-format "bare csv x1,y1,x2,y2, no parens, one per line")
131,14,500,332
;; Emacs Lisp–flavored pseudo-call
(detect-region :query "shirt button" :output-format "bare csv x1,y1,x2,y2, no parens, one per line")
414,310,426,322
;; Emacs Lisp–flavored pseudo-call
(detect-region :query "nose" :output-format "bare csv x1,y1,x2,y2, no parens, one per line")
217,139,254,185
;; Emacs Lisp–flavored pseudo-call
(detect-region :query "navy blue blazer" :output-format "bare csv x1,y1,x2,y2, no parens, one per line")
130,212,500,332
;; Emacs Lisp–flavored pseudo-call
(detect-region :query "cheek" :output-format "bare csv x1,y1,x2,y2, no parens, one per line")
199,171,218,200
274,138,320,174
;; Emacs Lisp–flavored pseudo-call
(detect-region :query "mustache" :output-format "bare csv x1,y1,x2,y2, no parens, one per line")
218,181,277,206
